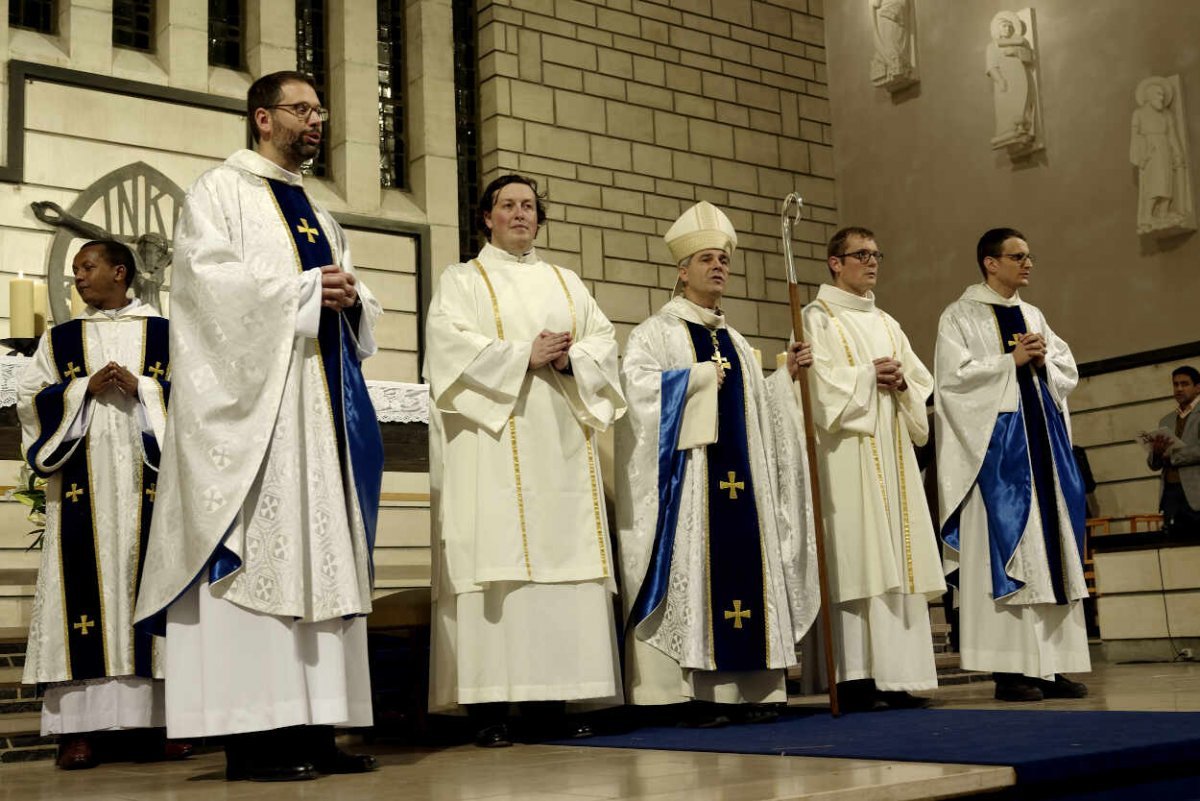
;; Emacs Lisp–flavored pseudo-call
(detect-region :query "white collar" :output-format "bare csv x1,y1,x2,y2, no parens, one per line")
963,281,1022,307
226,149,305,186
81,298,144,321
478,241,540,265
817,283,876,312
1180,395,1199,420
662,294,726,330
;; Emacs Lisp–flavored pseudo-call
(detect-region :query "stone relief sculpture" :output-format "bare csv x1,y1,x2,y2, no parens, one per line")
1130,75,1195,237
986,9,1043,158
869,0,918,92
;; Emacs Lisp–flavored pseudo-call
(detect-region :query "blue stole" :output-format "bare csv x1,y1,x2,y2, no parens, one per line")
629,322,770,671
258,180,384,586
25,318,169,679
942,305,1086,602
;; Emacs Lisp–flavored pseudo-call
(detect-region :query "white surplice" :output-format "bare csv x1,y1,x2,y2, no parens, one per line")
802,284,942,690
19,301,169,733
934,283,1090,679
616,297,819,705
424,243,626,710
134,149,382,737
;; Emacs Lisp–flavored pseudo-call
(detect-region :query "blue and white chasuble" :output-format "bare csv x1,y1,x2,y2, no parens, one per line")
19,303,170,683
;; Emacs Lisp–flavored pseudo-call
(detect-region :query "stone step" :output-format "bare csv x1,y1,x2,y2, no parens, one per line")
0,743,57,764
0,627,28,644
0,665,21,684
936,668,991,686
0,711,39,736
934,651,961,670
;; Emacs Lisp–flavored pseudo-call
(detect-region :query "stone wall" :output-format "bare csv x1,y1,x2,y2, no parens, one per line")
473,0,836,356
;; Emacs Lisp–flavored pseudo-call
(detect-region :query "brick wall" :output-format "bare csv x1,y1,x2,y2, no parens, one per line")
475,0,837,355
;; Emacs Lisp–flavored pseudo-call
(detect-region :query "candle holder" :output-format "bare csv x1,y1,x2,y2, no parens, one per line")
0,336,41,357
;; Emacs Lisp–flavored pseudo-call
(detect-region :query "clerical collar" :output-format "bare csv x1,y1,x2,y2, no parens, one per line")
478,241,539,265
817,283,876,312
226,149,304,186
963,281,1021,307
663,295,726,330
86,298,142,320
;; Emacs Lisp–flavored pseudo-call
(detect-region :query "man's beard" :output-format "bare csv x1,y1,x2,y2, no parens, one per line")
283,129,320,164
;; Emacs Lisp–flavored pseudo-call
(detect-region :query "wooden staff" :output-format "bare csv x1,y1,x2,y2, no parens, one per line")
781,193,840,717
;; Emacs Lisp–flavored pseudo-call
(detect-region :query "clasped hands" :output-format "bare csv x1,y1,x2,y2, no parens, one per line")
87,361,139,397
529,329,572,372
1011,332,1047,368
320,265,358,310
873,356,907,392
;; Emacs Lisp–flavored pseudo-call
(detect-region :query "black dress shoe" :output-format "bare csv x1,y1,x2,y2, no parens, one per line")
878,691,933,710
1038,674,1088,698
56,736,96,770
993,673,1043,702
474,723,513,748
733,705,782,724
836,680,883,713
313,749,379,774
567,721,595,739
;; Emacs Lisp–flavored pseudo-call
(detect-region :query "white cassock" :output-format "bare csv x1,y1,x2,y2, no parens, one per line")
424,242,626,710
802,284,943,691
19,300,169,734
934,283,1090,679
133,149,383,737
616,296,819,705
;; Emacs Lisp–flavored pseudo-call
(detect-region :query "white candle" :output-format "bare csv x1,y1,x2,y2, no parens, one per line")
70,285,86,317
753,347,763,370
9,273,34,338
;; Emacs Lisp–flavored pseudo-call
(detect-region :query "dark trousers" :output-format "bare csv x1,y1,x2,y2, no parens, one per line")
1161,482,1200,537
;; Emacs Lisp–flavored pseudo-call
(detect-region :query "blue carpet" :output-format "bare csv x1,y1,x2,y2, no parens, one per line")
560,710,1200,786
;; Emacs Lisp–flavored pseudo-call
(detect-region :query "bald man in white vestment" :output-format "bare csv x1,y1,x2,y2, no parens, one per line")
425,174,626,747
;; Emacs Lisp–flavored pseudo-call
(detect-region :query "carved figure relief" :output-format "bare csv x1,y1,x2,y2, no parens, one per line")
869,0,918,92
986,9,1043,158
1130,75,1195,237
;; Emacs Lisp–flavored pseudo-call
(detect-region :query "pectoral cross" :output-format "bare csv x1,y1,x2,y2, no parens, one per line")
145,484,156,502
296,218,320,243
62,361,81,379
147,361,164,379
65,483,84,503
709,330,731,371
724,600,751,629
719,471,745,500
73,614,95,636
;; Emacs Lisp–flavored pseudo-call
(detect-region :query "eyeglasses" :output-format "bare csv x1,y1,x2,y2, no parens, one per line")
266,103,329,122
996,253,1034,264
836,250,884,263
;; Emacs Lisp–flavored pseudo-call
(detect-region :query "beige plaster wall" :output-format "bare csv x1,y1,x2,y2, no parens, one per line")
824,0,1200,367
473,0,837,358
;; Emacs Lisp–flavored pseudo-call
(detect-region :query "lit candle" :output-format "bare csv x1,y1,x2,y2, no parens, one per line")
32,283,47,336
776,351,788,369
753,347,763,370
70,284,86,317
9,273,34,338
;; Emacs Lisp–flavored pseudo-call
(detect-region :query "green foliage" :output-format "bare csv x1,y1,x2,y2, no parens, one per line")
6,464,46,551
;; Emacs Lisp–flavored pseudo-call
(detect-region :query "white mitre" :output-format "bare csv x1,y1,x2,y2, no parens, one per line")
664,200,738,263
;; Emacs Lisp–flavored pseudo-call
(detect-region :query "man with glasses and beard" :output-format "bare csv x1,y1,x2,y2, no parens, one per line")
934,228,1091,703
134,71,385,780
800,226,943,713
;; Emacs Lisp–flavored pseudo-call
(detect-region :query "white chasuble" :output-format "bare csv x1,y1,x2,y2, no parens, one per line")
425,243,626,709
934,283,1090,678
20,302,168,686
134,149,382,627
802,284,942,688
616,297,819,705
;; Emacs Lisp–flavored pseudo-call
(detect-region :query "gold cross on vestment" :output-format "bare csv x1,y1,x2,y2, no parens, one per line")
73,614,95,636
296,218,320,243
147,361,164,380
724,600,751,629
1007,333,1025,350
145,484,156,502
65,483,84,503
708,330,732,371
62,361,81,379
719,471,745,500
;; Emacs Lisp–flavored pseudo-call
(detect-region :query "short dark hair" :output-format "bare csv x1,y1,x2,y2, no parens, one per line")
80,239,136,289
247,71,318,143
826,226,875,278
1172,365,1200,385
976,227,1026,278
477,174,548,240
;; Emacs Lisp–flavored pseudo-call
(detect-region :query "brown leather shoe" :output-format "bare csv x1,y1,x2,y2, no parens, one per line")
163,741,195,760
57,736,96,770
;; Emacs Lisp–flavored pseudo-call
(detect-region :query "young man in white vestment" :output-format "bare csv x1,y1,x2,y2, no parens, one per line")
615,201,820,725
934,228,1090,703
802,226,944,713
133,72,385,780
425,175,627,747
19,240,187,769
